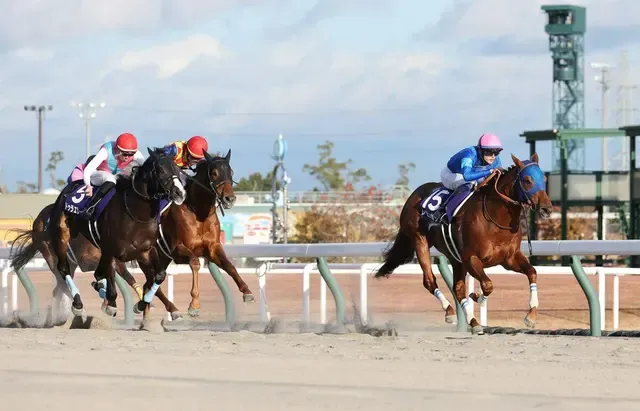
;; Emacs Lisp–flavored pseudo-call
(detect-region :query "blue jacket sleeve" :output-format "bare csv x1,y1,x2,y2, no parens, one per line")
460,156,493,181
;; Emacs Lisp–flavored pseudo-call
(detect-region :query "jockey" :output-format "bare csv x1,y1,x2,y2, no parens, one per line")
433,133,504,221
159,135,209,170
158,135,209,185
78,132,146,218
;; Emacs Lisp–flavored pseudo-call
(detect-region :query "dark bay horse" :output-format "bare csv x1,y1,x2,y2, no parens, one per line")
47,148,187,318
9,203,146,319
374,153,552,334
130,149,255,317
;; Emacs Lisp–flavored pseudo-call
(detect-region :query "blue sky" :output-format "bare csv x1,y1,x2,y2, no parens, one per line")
1,0,640,192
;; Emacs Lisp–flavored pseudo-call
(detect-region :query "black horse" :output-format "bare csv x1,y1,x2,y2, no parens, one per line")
47,147,187,317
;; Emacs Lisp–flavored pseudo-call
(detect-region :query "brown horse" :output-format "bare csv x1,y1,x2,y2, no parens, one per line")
131,149,255,317
374,153,552,334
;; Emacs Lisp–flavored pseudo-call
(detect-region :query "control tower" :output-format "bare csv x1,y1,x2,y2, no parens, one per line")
541,5,586,171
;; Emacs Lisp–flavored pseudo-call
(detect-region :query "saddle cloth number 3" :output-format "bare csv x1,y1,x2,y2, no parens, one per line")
424,188,451,212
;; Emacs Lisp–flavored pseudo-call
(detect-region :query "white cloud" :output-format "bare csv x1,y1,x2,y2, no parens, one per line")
11,47,54,61
103,34,224,79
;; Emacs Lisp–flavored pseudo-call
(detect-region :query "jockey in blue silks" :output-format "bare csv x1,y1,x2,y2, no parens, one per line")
431,133,504,222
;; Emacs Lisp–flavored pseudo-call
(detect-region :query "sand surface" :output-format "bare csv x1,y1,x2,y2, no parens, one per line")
1,326,640,411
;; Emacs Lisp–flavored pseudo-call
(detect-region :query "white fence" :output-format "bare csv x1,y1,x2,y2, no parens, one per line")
2,240,640,333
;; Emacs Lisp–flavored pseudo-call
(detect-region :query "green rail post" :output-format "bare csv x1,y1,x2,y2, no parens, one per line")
437,257,467,332
16,268,39,314
208,262,236,324
114,272,134,326
316,257,346,324
570,255,602,336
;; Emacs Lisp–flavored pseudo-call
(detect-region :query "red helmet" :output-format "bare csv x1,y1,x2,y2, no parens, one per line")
116,133,138,152
186,136,208,159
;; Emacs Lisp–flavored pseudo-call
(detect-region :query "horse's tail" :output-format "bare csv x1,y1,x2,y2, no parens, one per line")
373,230,414,278
9,228,39,272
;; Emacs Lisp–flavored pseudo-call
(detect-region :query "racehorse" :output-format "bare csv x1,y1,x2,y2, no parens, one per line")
9,203,149,320
46,148,187,318
373,153,552,334
130,149,255,317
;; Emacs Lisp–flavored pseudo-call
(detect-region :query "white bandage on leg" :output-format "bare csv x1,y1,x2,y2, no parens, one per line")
529,283,539,308
460,298,474,324
433,288,451,310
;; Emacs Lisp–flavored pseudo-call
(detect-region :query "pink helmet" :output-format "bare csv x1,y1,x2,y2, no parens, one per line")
477,133,503,151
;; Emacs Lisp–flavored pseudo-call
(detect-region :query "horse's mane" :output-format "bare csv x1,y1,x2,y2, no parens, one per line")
115,147,164,191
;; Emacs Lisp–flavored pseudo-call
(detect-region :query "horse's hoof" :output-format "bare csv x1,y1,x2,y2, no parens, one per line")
71,306,84,316
133,301,146,315
471,325,484,335
104,306,117,317
243,294,256,303
445,314,456,324
171,311,183,321
188,307,200,318
524,316,536,329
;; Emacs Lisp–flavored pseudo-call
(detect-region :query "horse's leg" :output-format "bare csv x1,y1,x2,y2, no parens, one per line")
209,244,255,303
114,260,144,301
187,253,202,317
453,261,483,334
52,214,84,316
501,250,538,328
415,234,455,323
154,286,183,320
98,253,118,317
135,250,169,321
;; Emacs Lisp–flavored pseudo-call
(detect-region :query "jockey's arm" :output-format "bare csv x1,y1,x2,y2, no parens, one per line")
132,150,146,167
460,157,493,182
83,146,109,187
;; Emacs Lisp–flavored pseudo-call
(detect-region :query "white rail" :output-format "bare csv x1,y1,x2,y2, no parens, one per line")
2,257,637,330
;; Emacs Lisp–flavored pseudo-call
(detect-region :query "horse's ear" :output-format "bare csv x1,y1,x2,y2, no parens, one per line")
531,152,539,163
203,150,214,163
511,153,524,168
147,147,157,158
225,149,231,161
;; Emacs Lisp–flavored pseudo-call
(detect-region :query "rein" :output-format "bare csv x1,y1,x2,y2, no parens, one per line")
123,163,168,224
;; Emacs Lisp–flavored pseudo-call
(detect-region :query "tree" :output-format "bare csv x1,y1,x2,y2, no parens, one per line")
16,181,37,193
235,169,281,191
303,140,371,191
46,150,66,190
395,162,416,187
291,186,401,262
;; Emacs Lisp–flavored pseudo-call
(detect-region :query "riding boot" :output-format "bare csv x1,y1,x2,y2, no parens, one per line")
437,183,473,224
80,182,116,219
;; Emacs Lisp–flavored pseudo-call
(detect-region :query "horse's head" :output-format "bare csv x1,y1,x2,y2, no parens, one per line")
198,149,236,209
144,147,187,205
510,152,552,219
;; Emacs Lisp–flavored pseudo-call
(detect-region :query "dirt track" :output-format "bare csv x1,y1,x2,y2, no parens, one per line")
2,269,640,410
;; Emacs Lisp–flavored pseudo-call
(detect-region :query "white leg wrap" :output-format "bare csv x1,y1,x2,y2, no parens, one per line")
143,283,161,303
460,298,474,324
64,275,79,298
529,283,539,308
477,293,488,307
433,288,451,310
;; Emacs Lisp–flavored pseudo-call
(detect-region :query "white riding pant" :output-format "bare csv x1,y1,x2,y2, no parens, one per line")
440,167,484,190
89,171,117,186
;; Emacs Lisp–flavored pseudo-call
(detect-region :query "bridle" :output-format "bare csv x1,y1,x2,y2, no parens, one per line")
182,158,236,217
480,162,545,255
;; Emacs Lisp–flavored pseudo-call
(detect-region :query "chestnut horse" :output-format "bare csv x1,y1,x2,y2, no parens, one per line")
374,153,552,334
131,149,254,316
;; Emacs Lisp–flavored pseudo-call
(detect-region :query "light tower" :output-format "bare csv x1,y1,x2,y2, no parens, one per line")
541,5,586,171
71,101,106,159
